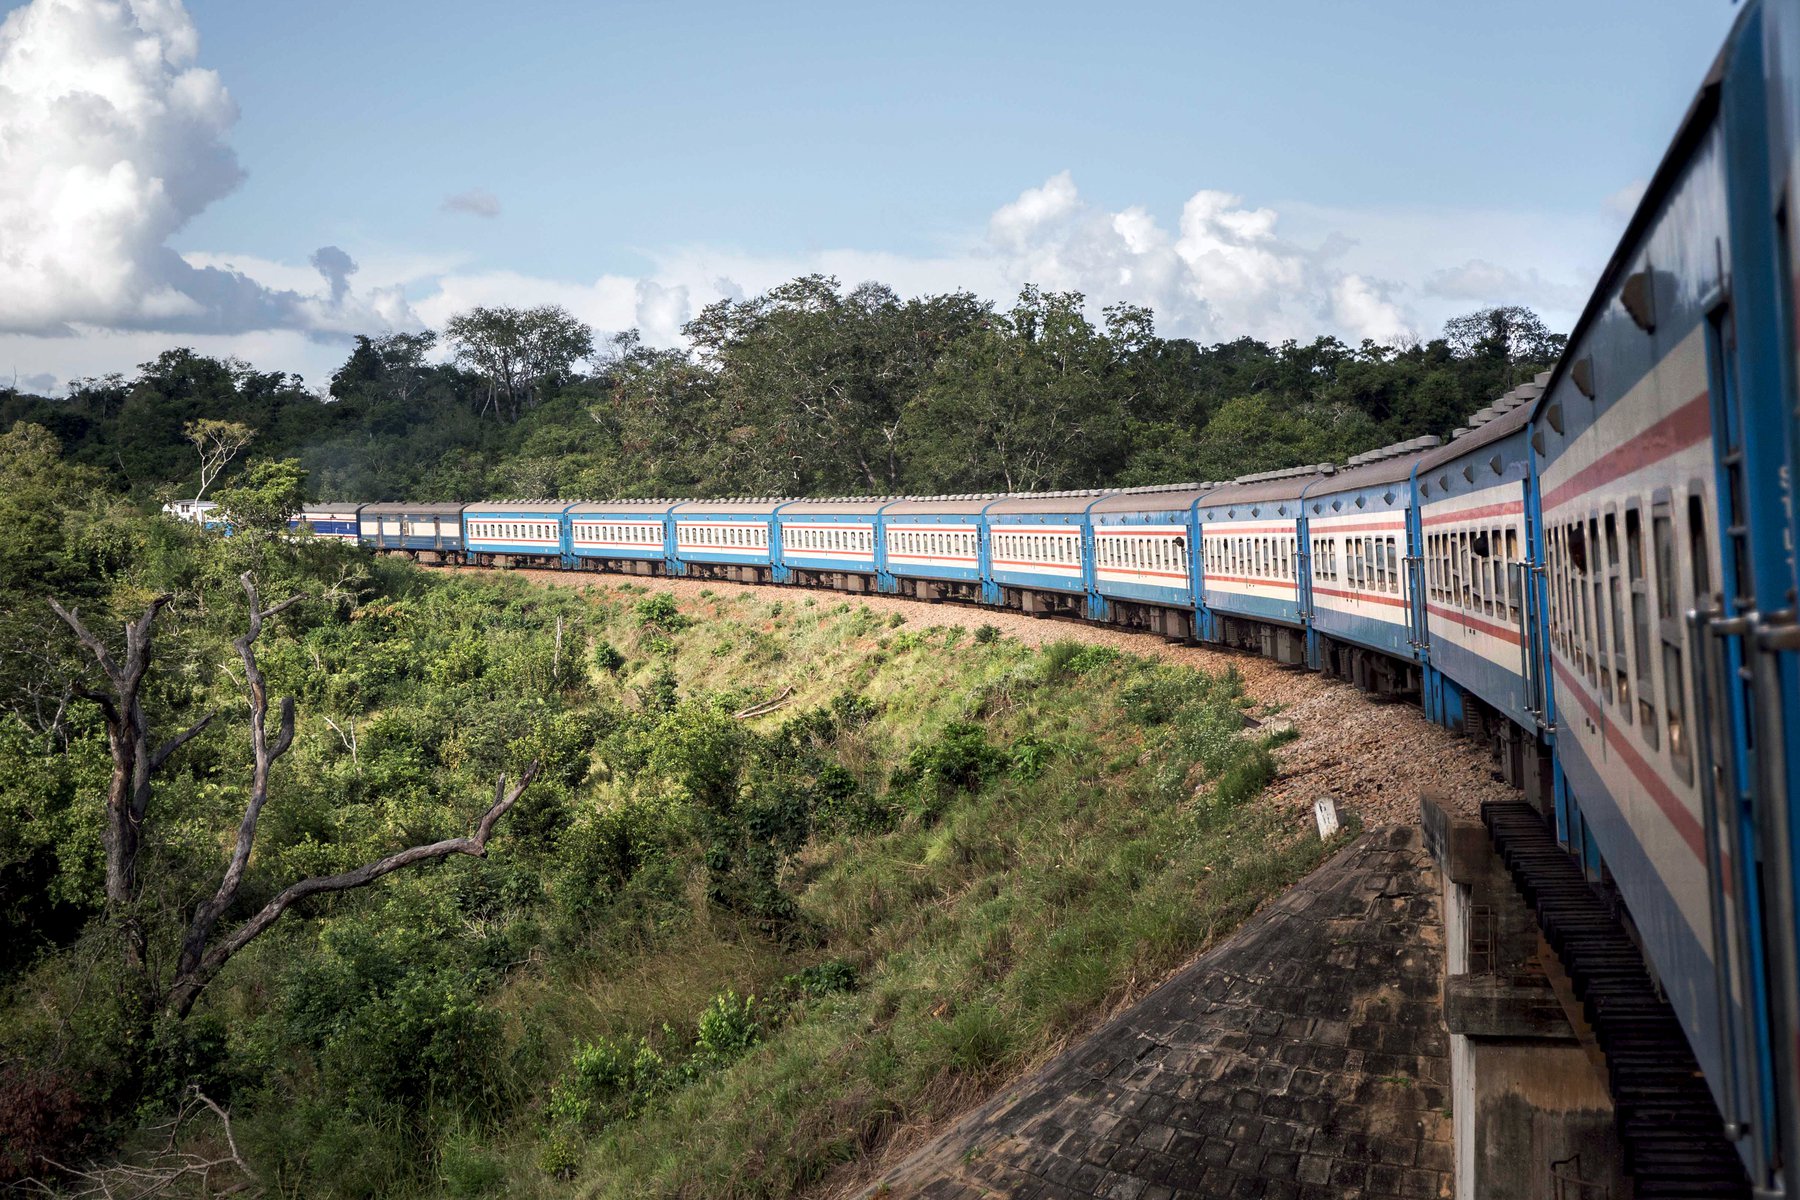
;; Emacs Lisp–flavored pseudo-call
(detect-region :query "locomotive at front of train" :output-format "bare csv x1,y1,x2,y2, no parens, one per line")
1530,3,1799,1183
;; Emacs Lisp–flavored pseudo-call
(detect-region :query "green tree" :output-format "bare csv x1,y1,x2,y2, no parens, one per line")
900,287,1131,492
213,458,308,536
446,305,594,422
1443,306,1565,388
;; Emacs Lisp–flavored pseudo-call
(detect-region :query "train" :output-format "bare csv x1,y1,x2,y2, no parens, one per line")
159,0,1800,1189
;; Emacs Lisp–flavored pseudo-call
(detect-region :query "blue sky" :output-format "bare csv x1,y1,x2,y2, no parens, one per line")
0,0,1744,391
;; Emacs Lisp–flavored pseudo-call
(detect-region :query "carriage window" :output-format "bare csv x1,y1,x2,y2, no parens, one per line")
1626,507,1656,741
1605,513,1629,715
1654,502,1688,779
1489,529,1503,615
1589,517,1610,698
1505,529,1522,622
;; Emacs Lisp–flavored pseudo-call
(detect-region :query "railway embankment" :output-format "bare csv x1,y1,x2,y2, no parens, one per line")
507,568,1522,832
859,825,1452,1200
495,570,1534,1197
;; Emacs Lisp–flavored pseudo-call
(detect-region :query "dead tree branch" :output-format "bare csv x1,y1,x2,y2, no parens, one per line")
25,1086,259,1199
163,572,541,1017
166,762,538,1017
55,573,542,1022
733,685,795,720
48,595,213,981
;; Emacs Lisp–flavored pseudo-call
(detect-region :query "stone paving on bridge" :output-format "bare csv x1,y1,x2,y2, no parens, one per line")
864,826,1453,1200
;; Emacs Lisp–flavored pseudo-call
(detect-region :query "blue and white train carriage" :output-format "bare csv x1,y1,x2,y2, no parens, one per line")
880,496,991,602
981,491,1103,617
669,498,781,584
774,498,885,592
1089,484,1213,639
1529,6,1800,1182
1414,379,1547,797
290,503,362,542
566,498,674,576
1299,438,1438,692
463,500,572,567
1196,467,1325,663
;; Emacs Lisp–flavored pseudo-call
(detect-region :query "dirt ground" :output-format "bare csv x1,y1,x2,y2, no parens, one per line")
503,568,1519,829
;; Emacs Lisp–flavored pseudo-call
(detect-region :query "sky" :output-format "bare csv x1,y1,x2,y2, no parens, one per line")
0,0,1745,395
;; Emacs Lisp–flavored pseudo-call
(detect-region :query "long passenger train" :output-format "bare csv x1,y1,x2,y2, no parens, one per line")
173,0,1799,1190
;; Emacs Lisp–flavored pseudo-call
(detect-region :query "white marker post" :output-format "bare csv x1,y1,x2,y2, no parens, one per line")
1314,796,1341,840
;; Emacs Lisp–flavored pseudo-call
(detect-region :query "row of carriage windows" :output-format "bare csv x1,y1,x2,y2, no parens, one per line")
678,523,769,549
888,528,978,559
1095,534,1187,575
1205,534,1294,582
468,520,557,542
573,521,659,545
787,526,874,554
992,531,1080,566
1546,490,1710,784
1426,526,1522,621
1313,534,1403,595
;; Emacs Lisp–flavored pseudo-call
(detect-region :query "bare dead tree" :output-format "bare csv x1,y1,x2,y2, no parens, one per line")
47,596,215,990
24,1086,258,1200
52,573,542,1022
182,419,254,501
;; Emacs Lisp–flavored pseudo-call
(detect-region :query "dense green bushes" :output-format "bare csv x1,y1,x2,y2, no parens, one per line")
0,522,1330,1196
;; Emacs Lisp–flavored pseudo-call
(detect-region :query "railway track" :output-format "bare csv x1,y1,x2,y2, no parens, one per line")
1482,801,1749,1198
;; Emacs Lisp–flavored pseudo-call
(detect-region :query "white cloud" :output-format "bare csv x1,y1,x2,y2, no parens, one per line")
0,0,414,338
442,188,500,219
439,174,1421,350
1423,258,1590,313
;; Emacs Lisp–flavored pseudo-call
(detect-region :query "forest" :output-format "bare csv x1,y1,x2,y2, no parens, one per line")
0,276,1561,504
0,277,1558,1197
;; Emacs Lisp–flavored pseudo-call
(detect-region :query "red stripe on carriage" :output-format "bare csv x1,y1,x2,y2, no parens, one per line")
1309,521,1405,534
1316,586,1409,610
1426,602,1523,645
1542,392,1709,513
1552,657,1705,864
1204,575,1298,590
1422,500,1524,526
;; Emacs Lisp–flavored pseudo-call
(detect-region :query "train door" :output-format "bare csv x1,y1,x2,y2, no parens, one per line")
1297,515,1319,669
1720,18,1800,1180
1697,294,1786,1186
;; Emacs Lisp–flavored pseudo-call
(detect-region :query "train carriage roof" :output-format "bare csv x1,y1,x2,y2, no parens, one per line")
984,489,1112,515
776,498,895,515
1088,482,1218,515
1415,376,1543,476
1527,21,1734,426
671,498,792,515
461,500,577,513
1302,437,1443,500
360,501,467,516
1199,466,1336,510
881,495,1006,515
566,498,682,515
